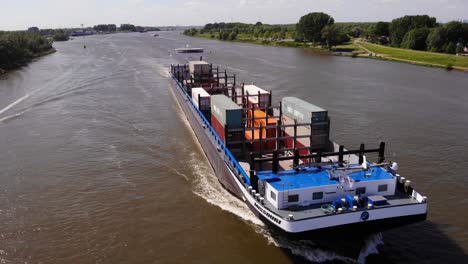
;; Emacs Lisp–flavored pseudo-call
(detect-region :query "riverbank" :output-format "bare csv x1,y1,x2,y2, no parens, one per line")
353,39,468,71
0,48,56,75
0,31,56,75
191,33,332,53
188,33,468,71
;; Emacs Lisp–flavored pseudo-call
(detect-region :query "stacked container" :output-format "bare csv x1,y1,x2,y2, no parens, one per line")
191,87,211,122
211,95,243,144
243,85,271,109
189,61,211,76
281,97,330,154
245,110,277,151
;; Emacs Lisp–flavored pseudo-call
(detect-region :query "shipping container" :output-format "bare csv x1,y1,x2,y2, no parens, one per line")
211,95,243,128
281,114,329,157
243,85,271,109
246,110,277,151
192,87,211,122
189,61,211,77
191,87,210,110
211,95,243,144
281,97,328,123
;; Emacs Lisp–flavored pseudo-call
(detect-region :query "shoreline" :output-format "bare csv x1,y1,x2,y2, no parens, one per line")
0,48,56,75
189,33,331,54
188,34,468,72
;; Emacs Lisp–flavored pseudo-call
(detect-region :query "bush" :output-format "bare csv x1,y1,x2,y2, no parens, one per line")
446,62,454,70
53,30,69,41
0,31,53,70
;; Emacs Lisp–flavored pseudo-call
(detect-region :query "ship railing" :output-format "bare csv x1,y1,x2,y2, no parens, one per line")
171,71,251,187
252,142,386,172
172,63,236,89
225,113,330,164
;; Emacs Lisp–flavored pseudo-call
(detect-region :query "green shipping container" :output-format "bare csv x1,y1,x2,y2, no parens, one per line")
210,95,243,129
281,97,328,123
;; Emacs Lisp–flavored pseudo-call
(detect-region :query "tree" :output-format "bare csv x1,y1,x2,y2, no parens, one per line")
296,12,334,43
120,24,136,32
321,25,350,50
228,31,237,41
373,21,390,36
53,30,69,41
444,42,456,54
350,26,363,38
219,31,229,40
401,28,430,50
426,27,447,52
390,15,436,47
93,24,117,32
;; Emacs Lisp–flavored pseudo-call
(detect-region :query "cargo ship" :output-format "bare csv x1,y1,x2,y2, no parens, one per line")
169,60,428,237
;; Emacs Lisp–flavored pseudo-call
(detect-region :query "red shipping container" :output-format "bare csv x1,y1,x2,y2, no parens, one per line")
211,114,226,143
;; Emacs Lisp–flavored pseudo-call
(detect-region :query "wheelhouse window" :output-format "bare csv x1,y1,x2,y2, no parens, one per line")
356,187,366,195
378,184,388,192
271,191,276,201
313,192,323,200
288,194,299,203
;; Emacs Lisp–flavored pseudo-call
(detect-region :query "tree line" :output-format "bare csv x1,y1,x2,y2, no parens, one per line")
0,31,53,71
185,13,468,54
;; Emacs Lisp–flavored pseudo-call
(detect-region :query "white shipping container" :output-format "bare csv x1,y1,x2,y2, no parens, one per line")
243,85,270,108
191,87,210,110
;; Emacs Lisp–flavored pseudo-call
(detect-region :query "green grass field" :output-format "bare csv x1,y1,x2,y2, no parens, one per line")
357,41,468,70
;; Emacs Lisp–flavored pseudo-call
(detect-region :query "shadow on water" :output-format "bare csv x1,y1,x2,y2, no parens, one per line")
261,220,467,264
367,221,468,264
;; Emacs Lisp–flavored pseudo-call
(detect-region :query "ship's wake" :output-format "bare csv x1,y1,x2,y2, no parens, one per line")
189,150,383,263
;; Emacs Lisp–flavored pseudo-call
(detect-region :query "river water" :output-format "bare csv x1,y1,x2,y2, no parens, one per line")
1,32,467,263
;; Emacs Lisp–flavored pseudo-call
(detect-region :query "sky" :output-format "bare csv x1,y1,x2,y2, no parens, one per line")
1,0,467,30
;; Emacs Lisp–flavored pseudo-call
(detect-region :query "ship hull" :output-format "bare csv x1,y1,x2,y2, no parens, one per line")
259,211,427,239
170,77,243,198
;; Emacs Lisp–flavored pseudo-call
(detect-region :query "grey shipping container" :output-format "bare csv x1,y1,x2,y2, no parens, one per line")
211,94,243,129
282,97,328,123
189,61,211,76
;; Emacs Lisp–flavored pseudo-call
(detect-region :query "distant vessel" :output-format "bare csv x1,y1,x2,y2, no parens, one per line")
70,30,93,37
169,60,428,237
175,47,204,53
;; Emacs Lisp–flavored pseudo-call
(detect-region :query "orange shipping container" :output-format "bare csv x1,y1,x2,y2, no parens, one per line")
246,110,277,151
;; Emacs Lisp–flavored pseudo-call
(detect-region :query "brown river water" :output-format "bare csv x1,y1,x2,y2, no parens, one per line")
1,32,467,263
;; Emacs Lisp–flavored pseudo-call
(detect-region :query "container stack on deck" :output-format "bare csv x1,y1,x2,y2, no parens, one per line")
211,95,244,150
281,97,330,156
189,61,213,86
245,110,277,151
243,85,271,110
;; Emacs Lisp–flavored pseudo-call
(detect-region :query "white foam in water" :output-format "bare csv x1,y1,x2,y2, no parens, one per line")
153,64,170,78
0,93,31,115
169,81,383,264
357,233,384,264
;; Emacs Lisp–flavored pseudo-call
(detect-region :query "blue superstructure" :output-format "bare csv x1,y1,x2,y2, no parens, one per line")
257,165,394,192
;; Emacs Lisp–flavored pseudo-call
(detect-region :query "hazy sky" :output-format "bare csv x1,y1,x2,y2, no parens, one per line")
1,0,467,30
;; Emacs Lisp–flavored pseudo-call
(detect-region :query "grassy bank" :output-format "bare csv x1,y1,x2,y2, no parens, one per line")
192,33,332,53
356,40,468,70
